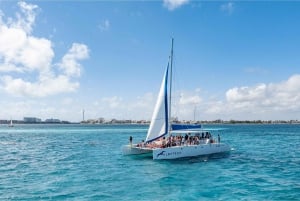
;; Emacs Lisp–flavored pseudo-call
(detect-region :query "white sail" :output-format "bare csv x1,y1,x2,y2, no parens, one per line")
8,119,14,127
145,64,169,142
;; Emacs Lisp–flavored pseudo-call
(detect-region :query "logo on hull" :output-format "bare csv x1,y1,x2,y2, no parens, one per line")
156,151,166,157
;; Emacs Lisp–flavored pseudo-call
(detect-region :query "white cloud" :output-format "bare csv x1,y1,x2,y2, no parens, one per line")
13,1,38,34
98,19,110,32
164,74,300,121
1,75,79,97
62,97,73,105
220,2,234,15
91,93,155,120
101,96,123,109
168,90,202,120
219,74,300,119
96,94,154,112
0,98,81,122
163,0,189,11
134,92,155,108
3,73,300,121
0,1,89,97
226,84,267,103
59,43,89,77
226,74,300,108
179,93,202,105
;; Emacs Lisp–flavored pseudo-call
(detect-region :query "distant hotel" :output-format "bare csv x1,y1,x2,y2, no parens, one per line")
45,118,61,123
0,117,70,124
23,117,41,123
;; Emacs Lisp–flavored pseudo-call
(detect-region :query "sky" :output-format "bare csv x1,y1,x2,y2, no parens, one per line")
1,0,300,122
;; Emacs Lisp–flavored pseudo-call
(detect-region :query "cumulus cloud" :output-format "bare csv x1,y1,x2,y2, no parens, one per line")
101,96,123,109
166,90,202,120
88,75,300,121
1,75,79,97
0,98,81,122
0,1,89,97
179,92,202,105
221,74,300,118
226,84,267,103
163,0,189,11
13,1,38,34
59,43,89,77
91,93,156,120
168,75,300,121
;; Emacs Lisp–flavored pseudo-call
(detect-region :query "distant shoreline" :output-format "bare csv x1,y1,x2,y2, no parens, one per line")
79,119,300,125
1,119,300,125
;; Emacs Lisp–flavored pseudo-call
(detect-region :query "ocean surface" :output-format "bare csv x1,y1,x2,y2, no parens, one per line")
0,124,299,200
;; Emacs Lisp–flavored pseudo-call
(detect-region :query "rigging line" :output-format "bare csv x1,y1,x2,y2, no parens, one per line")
168,38,174,135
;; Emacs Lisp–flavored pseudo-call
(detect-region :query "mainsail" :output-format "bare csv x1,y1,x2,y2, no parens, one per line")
145,63,169,143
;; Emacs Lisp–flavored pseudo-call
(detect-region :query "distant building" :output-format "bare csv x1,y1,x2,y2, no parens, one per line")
23,117,41,123
45,118,61,123
97,117,105,124
0,120,9,124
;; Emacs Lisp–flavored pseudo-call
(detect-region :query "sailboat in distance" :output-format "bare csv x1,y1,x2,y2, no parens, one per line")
122,38,231,160
8,119,14,127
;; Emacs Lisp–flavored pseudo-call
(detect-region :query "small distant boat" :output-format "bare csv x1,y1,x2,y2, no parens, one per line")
8,119,14,127
122,39,231,160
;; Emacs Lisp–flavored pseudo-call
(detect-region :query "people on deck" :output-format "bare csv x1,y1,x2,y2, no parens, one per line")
162,137,166,148
129,136,133,147
184,134,189,145
140,131,220,149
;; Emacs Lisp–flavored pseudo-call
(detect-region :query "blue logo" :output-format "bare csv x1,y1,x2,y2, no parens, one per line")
157,151,166,157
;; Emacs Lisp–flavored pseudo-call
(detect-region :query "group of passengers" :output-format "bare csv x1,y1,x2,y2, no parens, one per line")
161,132,215,148
135,132,220,148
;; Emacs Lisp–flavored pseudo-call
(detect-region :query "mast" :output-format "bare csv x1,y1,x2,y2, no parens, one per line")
145,38,174,142
168,38,174,135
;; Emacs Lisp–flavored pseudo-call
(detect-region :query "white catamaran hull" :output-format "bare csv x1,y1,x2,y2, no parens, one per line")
152,143,230,160
122,145,153,155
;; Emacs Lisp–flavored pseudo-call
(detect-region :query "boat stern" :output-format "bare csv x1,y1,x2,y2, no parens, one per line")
122,145,153,155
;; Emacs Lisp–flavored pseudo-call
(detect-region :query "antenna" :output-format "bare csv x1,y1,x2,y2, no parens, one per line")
82,109,85,122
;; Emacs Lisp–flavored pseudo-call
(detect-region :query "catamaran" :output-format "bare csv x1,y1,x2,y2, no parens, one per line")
122,39,231,160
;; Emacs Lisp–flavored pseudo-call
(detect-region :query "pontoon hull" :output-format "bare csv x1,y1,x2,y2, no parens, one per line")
153,143,230,160
122,145,153,155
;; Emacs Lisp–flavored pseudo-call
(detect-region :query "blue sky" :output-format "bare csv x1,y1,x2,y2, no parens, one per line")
1,0,300,122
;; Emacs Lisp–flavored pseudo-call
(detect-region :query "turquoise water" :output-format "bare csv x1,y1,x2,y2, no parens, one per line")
0,124,299,200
